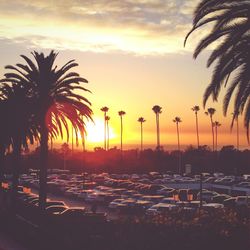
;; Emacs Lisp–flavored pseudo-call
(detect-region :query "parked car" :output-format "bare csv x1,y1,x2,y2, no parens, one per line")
223,197,237,207
235,196,250,207
212,194,231,203
46,205,69,215
146,203,177,216
203,203,224,209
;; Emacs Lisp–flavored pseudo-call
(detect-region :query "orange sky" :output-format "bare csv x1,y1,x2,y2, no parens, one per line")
0,0,249,150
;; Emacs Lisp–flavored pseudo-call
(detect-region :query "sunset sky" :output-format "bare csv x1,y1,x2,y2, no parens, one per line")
0,0,249,150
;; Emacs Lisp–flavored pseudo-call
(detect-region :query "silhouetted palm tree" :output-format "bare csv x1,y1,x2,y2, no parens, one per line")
192,105,200,148
0,99,11,185
152,105,162,150
118,111,126,152
2,51,92,210
205,108,216,151
173,117,182,174
137,117,146,152
213,121,221,151
105,116,110,150
185,0,250,139
232,111,240,150
0,83,38,209
101,107,109,150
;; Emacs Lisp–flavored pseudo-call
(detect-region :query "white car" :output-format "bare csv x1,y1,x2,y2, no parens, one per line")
203,203,224,209
235,196,250,206
108,199,125,209
146,203,177,215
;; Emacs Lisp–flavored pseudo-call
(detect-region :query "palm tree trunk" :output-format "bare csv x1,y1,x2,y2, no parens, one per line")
39,122,48,211
12,136,21,212
107,120,109,150
104,112,107,150
71,125,74,153
236,117,239,150
195,113,200,148
82,132,85,169
177,123,180,151
176,123,181,174
210,116,214,151
120,116,123,152
215,126,218,151
0,144,5,186
140,122,143,152
156,114,160,149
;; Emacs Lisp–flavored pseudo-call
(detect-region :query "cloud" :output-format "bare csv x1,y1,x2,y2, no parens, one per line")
0,0,202,55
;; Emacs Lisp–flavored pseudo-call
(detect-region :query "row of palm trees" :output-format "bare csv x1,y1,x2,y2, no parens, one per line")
0,51,92,211
98,104,234,154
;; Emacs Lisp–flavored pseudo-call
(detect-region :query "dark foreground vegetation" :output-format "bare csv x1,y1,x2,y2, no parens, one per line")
5,145,250,175
1,189,250,250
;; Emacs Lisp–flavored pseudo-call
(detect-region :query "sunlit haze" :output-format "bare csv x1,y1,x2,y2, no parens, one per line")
0,0,249,150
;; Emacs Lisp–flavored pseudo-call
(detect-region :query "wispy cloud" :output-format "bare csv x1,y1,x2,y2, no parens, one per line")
0,0,201,55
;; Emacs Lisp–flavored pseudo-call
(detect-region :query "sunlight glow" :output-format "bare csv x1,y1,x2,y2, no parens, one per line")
85,118,116,143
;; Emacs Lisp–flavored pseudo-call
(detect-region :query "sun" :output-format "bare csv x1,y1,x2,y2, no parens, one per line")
84,118,115,143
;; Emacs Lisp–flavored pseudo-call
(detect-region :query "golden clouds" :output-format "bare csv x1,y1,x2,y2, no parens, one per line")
0,0,200,55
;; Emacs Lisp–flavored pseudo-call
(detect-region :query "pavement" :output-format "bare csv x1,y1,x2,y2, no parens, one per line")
0,230,27,250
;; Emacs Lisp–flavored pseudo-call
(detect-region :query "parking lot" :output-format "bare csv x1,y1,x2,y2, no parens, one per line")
10,170,250,219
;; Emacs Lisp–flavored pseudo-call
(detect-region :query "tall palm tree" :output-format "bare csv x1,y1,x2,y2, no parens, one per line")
192,105,200,148
185,0,250,140
173,117,182,174
101,107,109,150
137,117,146,152
1,51,92,210
152,105,162,150
0,83,38,209
71,124,74,153
232,111,240,150
105,116,110,150
205,108,216,151
213,121,221,151
0,99,11,186
118,111,126,152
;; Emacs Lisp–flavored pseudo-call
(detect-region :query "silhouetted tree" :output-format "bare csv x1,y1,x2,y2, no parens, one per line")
2,51,92,210
101,106,109,150
185,0,250,140
173,116,182,173
105,115,110,150
205,108,216,151
152,105,162,150
232,111,240,150
192,105,200,147
118,111,126,152
137,117,146,152
213,121,221,151
0,83,38,209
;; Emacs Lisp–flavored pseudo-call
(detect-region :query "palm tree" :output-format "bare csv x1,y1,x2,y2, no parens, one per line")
105,116,110,150
1,51,92,210
0,99,11,186
173,117,182,174
71,124,74,153
0,83,38,209
232,111,240,150
185,0,250,140
205,108,216,151
192,105,200,148
118,111,126,152
213,121,221,151
152,105,162,150
137,117,146,152
101,107,109,150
